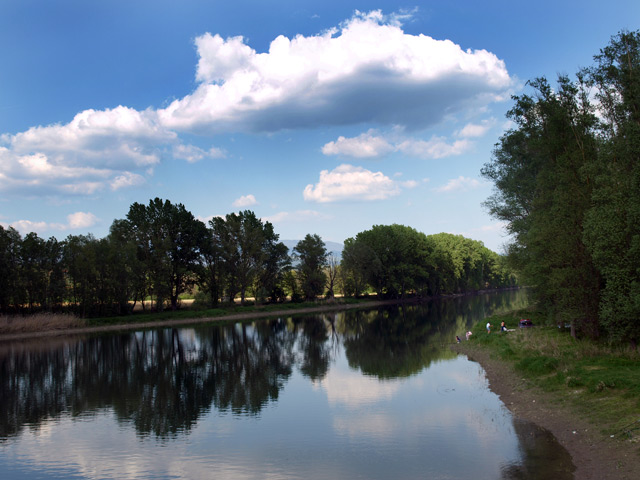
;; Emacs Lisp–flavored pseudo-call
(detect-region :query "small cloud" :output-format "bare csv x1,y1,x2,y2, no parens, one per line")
110,172,145,190
9,220,51,235
396,137,471,159
304,164,403,203
435,176,482,193
196,214,224,224
8,211,99,235
322,131,473,160
232,194,258,207
400,180,418,188
173,143,225,163
322,131,394,158
456,118,496,138
264,210,332,223
66,211,99,229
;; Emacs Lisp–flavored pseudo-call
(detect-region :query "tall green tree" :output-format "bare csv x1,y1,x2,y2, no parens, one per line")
341,236,382,296
0,226,22,313
208,211,289,304
293,234,328,300
343,225,431,298
126,198,207,311
108,219,144,314
482,76,601,335
583,31,640,347
198,222,224,308
64,234,99,316
257,221,290,303
18,233,64,312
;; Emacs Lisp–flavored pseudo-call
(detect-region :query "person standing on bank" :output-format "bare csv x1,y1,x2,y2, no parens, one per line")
486,322,492,333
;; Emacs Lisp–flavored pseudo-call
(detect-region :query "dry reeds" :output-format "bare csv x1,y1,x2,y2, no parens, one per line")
0,313,85,334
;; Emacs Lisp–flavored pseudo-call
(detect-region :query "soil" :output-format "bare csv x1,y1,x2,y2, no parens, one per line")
0,299,401,342
453,343,640,480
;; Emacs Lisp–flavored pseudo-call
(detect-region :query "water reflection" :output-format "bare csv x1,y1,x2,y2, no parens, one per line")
0,289,572,479
1,290,528,440
501,419,574,479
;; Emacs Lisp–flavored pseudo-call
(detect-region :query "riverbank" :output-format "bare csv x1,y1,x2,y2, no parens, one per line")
452,315,640,479
0,298,404,342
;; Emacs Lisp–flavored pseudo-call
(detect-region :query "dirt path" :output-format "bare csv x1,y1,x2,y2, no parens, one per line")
0,299,400,342
453,343,640,479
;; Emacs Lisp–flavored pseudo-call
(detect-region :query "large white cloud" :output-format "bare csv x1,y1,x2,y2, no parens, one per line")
0,107,222,195
0,10,512,198
158,10,512,133
0,107,175,196
8,106,172,168
304,164,408,203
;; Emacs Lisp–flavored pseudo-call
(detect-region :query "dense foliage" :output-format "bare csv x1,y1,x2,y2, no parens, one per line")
341,226,516,298
0,199,515,316
482,31,640,346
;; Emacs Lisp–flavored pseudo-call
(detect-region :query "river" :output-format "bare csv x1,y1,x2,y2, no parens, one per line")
0,290,574,479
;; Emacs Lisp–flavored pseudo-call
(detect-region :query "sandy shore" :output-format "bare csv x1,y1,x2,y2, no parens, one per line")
453,343,640,479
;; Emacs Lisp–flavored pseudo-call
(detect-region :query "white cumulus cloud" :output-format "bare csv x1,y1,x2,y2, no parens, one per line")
322,131,477,160
232,194,258,207
158,10,512,133
66,211,99,229
322,131,395,158
110,172,146,190
396,137,472,159
0,10,512,199
172,143,226,163
0,107,173,196
304,164,405,203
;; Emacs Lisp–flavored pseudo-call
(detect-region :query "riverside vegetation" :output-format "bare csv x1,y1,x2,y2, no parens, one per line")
481,30,640,349
461,308,640,461
0,210,516,321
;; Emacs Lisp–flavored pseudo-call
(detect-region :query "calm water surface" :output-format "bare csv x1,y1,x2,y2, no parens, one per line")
0,291,574,479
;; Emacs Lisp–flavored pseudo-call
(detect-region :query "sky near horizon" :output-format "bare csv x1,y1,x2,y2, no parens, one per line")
1,1,638,253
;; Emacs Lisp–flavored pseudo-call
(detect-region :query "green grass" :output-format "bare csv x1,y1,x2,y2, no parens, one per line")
469,308,640,442
86,297,371,327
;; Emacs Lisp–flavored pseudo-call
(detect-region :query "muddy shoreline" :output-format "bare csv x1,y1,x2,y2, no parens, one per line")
453,343,640,479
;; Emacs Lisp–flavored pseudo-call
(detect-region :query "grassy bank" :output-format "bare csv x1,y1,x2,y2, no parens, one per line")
0,312,86,334
86,297,369,326
0,297,376,336
466,308,640,444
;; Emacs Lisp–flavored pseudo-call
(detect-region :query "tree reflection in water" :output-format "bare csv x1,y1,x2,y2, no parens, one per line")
1,289,530,440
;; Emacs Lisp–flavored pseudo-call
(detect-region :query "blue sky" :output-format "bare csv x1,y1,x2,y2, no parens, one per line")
1,1,638,253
